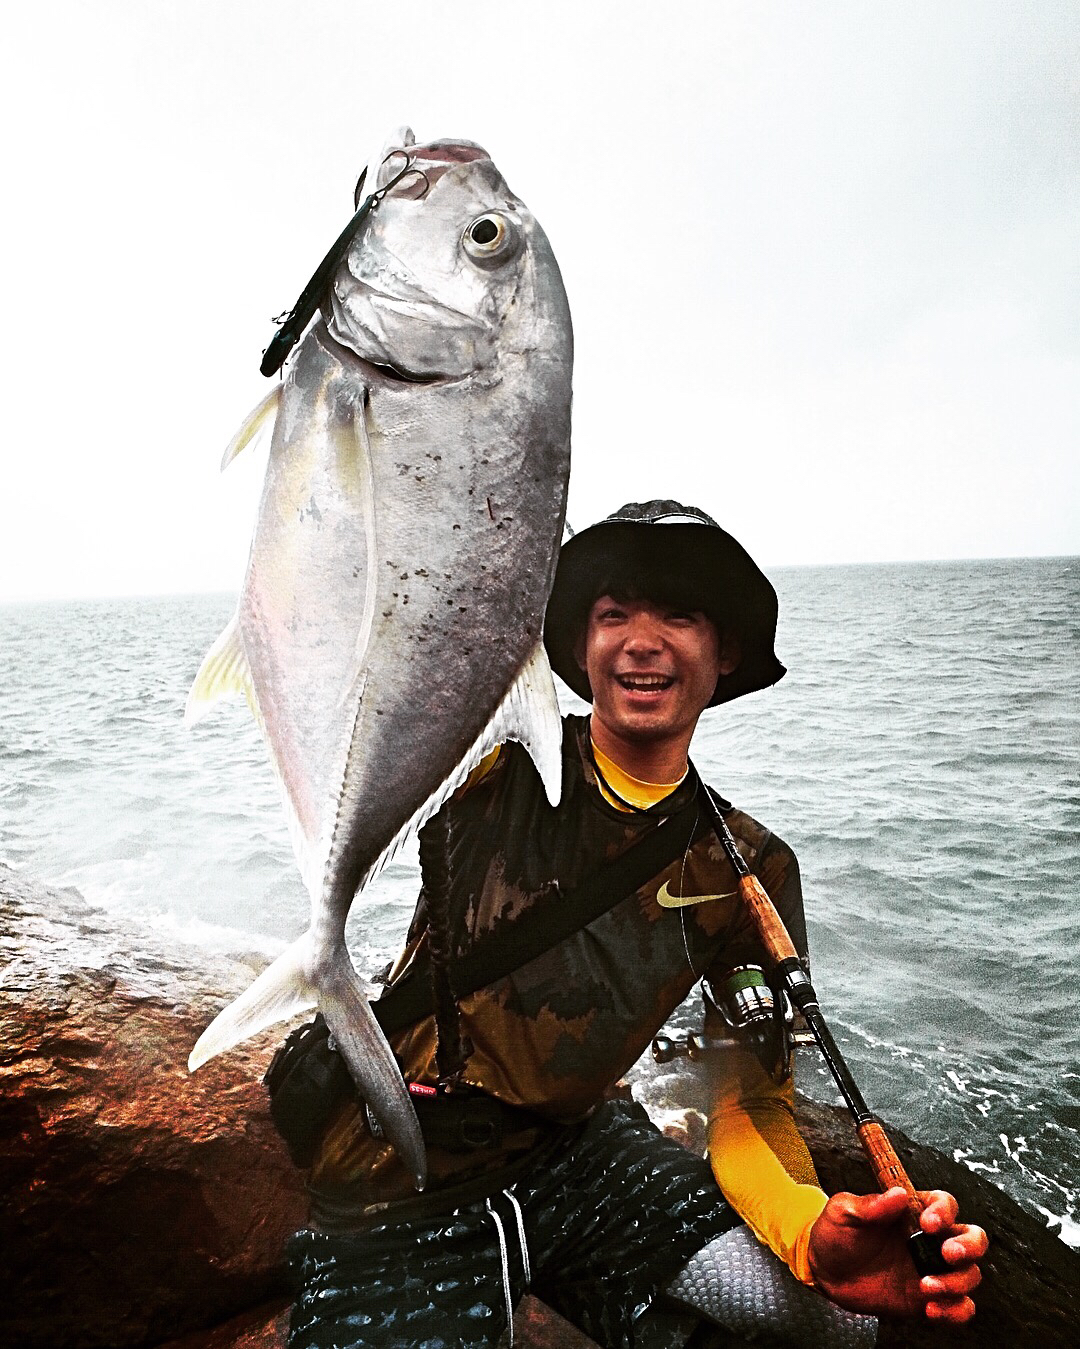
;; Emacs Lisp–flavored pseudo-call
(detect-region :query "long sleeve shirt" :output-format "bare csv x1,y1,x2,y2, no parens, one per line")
309,718,826,1277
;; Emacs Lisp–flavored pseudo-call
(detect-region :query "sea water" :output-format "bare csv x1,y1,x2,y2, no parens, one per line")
1,557,1077,1244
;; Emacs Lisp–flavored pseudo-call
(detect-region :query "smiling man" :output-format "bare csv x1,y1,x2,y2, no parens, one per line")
278,500,986,1349
577,593,737,778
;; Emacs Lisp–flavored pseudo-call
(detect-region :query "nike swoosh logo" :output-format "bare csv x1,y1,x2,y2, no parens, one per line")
656,881,737,909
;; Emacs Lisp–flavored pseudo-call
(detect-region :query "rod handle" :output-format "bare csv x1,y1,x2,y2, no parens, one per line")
736,875,801,963
712,803,954,1278
856,1120,949,1275
857,1119,921,1211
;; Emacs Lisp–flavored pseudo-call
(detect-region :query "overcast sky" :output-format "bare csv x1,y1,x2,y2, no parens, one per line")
2,1,1076,602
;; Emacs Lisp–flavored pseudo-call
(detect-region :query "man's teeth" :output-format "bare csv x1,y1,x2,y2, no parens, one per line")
618,674,673,690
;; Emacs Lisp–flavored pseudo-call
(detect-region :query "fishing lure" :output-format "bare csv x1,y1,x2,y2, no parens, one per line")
260,154,426,377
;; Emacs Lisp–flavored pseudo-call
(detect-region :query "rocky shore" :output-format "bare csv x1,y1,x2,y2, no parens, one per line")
2,862,1075,1348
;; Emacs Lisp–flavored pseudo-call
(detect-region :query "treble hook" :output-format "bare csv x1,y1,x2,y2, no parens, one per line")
260,154,422,378
353,151,430,209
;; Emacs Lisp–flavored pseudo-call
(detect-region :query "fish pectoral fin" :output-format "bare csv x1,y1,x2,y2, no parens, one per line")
184,612,258,726
321,950,427,1191
220,386,282,471
486,640,563,807
188,931,318,1070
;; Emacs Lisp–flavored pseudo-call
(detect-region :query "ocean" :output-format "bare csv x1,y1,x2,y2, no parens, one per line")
1,556,1077,1246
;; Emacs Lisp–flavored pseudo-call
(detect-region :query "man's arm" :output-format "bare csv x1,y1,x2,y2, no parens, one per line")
706,826,987,1320
703,820,826,1279
705,1038,827,1283
706,1024,988,1321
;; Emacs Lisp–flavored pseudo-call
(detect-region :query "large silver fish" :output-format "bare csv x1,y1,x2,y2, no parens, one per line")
185,130,573,1186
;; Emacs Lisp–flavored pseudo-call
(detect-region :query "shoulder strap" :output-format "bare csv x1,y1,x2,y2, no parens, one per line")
373,774,722,1038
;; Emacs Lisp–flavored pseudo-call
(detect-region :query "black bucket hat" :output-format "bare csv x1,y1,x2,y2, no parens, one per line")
543,500,786,707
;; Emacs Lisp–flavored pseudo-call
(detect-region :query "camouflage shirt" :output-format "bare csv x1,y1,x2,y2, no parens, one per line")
309,715,807,1219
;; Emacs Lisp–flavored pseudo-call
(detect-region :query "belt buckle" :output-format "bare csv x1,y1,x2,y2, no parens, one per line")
458,1104,502,1150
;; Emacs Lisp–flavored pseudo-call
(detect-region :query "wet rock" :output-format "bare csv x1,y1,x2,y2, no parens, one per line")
156,1302,291,1349
798,1094,1080,1349
0,862,305,1349
3,862,1076,1349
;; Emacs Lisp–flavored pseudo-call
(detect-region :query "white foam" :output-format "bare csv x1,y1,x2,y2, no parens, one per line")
1035,1206,1080,1249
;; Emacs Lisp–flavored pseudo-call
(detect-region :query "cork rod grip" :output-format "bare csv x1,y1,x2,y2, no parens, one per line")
712,795,953,1277
856,1119,924,1226
736,874,801,963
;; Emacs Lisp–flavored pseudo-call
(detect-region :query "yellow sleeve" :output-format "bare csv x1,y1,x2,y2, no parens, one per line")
706,1045,827,1284
457,746,502,795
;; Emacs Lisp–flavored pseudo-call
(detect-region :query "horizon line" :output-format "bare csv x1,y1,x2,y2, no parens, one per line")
1,549,1076,607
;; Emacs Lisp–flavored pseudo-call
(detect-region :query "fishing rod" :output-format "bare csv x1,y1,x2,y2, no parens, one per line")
700,784,949,1277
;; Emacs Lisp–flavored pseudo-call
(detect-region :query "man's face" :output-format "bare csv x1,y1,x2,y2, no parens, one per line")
578,596,738,757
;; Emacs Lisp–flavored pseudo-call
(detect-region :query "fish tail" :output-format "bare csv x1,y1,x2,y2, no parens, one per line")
188,936,427,1189
320,949,427,1191
188,932,318,1070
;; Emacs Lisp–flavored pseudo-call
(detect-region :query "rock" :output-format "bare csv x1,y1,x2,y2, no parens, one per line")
3,862,1076,1349
156,1302,292,1349
797,1094,1080,1349
0,862,306,1349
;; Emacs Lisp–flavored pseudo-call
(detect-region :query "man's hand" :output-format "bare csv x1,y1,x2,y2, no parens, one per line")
807,1187,988,1322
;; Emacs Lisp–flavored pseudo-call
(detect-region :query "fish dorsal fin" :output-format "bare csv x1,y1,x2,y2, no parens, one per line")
354,640,563,894
220,386,282,471
278,771,328,900
184,613,257,726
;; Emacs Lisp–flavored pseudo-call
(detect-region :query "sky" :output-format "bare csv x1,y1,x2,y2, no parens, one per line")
1,1,1077,602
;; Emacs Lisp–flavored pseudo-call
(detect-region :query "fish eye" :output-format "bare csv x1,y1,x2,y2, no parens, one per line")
462,213,519,265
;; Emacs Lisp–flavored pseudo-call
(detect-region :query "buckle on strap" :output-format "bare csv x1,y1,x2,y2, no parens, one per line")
367,1087,531,1152
420,1092,507,1152
456,1100,503,1150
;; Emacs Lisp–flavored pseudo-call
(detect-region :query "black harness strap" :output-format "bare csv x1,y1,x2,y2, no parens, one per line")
418,809,473,1084
373,776,721,1039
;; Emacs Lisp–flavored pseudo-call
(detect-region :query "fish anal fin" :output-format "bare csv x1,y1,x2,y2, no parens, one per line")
221,386,282,471
490,640,563,807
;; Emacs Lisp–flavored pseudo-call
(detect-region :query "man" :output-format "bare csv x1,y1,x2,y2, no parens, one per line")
277,501,986,1349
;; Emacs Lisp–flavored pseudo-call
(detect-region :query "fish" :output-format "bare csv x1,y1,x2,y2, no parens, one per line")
184,129,573,1187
